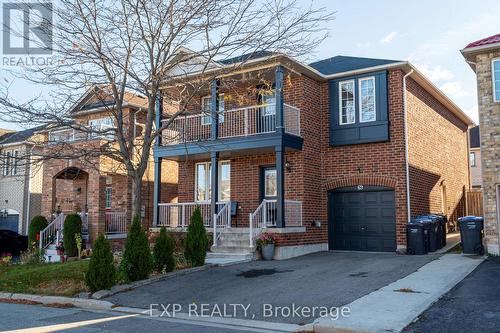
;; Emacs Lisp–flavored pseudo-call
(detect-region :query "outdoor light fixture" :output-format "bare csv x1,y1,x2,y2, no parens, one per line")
75,187,82,194
313,220,321,228
285,161,292,172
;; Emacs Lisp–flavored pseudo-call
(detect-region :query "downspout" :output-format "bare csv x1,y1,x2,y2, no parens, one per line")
403,69,414,222
25,145,35,235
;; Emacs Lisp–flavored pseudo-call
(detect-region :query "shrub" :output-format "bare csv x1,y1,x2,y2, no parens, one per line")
85,234,115,292
184,207,208,267
120,215,153,282
63,214,82,257
19,248,45,265
153,227,175,273
28,215,48,247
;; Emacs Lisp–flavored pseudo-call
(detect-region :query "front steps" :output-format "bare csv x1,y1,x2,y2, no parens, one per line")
206,228,256,265
44,244,62,263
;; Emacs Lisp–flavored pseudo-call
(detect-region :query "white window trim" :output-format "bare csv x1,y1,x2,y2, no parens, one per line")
89,117,115,139
470,151,476,167
492,58,500,103
2,151,10,176
201,94,225,125
194,160,230,202
105,186,112,209
12,150,18,175
339,80,356,125
358,76,376,123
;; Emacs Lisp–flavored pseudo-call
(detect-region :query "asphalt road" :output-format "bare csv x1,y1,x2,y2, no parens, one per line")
0,302,259,333
403,256,500,333
107,251,438,324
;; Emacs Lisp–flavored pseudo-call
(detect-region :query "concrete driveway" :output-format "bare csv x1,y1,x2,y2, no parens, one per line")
107,251,439,324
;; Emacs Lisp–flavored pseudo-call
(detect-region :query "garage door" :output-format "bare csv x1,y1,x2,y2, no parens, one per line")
328,186,396,252
0,214,20,233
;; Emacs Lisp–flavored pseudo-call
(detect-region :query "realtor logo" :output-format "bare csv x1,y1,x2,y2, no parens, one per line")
2,2,53,55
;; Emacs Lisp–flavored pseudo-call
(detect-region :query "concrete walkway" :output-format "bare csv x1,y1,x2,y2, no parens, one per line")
310,254,484,333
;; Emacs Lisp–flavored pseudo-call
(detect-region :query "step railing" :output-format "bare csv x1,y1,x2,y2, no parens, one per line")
39,213,65,250
157,202,226,227
213,201,231,246
249,199,303,246
105,211,128,234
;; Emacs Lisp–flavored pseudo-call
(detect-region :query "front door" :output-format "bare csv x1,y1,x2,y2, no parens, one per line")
260,166,277,226
257,89,276,133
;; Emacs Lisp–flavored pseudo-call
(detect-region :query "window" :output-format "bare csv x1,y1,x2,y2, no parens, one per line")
359,77,376,122
201,95,225,125
264,168,277,197
195,161,231,202
470,152,476,167
2,151,11,176
89,117,114,139
493,59,500,102
12,150,18,175
339,80,355,125
260,91,276,116
105,187,112,209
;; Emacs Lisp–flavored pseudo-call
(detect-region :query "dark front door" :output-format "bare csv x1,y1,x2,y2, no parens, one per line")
0,214,19,233
260,166,277,226
328,186,396,252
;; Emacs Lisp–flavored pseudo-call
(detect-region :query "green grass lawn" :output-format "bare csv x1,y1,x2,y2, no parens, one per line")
0,260,89,297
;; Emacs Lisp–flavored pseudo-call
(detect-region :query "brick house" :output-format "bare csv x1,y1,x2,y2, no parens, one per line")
468,126,482,189
0,127,45,235
461,34,500,255
39,87,178,249
152,52,472,260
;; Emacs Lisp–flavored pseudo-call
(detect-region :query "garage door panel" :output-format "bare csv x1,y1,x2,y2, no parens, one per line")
329,188,396,252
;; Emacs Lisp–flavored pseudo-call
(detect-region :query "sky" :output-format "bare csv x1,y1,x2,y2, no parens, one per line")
1,0,499,130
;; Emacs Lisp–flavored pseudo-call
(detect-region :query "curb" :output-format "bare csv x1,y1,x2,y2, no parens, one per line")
0,292,114,310
92,264,216,299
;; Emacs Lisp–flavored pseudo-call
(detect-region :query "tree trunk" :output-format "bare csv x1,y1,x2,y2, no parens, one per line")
131,175,143,222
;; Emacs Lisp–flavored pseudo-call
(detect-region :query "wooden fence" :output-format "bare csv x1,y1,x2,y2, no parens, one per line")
466,190,484,217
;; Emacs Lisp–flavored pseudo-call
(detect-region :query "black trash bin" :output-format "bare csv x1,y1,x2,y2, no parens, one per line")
418,214,445,250
407,219,430,255
458,216,484,255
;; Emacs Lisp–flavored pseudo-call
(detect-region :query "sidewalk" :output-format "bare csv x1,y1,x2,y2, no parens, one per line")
310,254,484,333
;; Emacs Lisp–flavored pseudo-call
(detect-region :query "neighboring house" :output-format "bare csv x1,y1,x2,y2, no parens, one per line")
152,51,472,259
39,87,178,248
469,126,482,189
461,34,500,255
0,127,45,235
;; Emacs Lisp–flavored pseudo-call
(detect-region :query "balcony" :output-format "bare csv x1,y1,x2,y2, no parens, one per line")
160,103,300,146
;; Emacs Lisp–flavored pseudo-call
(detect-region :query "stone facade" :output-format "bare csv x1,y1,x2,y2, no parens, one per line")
470,50,500,254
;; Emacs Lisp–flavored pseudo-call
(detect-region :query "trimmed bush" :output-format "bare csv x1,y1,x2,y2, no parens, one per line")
28,216,48,248
184,207,208,267
120,215,153,282
63,214,82,257
153,227,175,273
85,234,115,292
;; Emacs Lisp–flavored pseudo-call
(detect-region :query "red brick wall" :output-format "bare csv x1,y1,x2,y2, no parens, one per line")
406,77,469,222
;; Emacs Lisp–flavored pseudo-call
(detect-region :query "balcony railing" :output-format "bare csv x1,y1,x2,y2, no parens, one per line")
161,103,300,145
157,202,228,227
105,211,128,234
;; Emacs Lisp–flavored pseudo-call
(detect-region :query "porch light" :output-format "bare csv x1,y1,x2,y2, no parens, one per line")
285,161,292,172
75,187,82,194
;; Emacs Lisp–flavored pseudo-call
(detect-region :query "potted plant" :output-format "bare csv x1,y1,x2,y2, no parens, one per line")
56,242,65,256
256,232,276,260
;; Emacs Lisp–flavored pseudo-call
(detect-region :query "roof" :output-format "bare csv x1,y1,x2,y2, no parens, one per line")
465,33,500,49
0,125,45,145
308,56,401,75
218,51,277,65
469,125,480,148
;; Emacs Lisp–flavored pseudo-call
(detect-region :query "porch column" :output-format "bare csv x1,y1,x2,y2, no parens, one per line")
210,151,219,220
210,79,220,139
275,145,285,228
153,93,163,227
275,65,285,134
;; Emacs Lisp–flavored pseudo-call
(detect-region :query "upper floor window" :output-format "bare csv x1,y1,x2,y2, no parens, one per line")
260,90,276,116
359,77,376,122
339,80,355,125
470,151,476,167
493,59,500,103
105,187,112,209
201,95,225,125
89,117,115,139
1,150,19,176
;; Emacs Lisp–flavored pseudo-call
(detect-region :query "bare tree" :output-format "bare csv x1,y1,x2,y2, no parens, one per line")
0,0,333,218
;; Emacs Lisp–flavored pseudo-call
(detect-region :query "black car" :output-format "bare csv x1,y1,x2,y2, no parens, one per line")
0,230,28,255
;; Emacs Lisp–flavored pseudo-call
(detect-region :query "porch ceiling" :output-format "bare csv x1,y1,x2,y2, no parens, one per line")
54,167,89,180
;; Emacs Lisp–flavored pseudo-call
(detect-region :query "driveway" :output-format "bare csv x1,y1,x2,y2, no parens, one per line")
107,251,439,324
403,256,500,333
